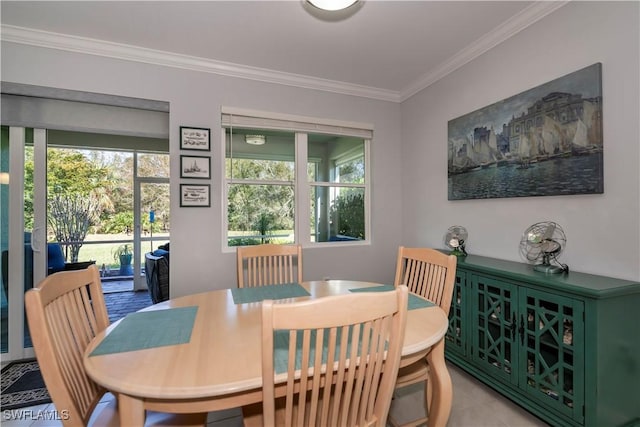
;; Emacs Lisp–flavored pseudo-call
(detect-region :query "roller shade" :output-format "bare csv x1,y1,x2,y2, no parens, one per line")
1,82,169,140
222,106,373,139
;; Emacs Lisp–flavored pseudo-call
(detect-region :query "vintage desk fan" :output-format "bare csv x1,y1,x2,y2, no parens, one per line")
444,225,468,257
520,221,568,273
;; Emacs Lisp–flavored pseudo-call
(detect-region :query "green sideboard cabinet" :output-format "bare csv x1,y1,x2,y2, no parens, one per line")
444,253,640,427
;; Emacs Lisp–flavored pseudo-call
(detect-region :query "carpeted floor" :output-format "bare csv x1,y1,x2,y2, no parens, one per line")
0,359,50,411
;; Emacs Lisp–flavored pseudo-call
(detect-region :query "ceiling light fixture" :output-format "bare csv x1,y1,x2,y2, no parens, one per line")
245,135,266,145
307,0,358,11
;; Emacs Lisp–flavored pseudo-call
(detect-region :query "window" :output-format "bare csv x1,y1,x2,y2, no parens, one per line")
308,135,366,243
222,108,371,248
225,129,296,246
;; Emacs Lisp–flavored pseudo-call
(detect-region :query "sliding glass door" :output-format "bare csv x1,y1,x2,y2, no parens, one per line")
134,179,170,289
2,86,170,362
1,126,47,362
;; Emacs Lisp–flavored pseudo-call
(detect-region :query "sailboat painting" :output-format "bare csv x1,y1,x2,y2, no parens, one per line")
448,63,603,200
180,155,211,179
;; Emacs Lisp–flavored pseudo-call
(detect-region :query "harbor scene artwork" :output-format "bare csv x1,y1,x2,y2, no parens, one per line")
448,63,603,200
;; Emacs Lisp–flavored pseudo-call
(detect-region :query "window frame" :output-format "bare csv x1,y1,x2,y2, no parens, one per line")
221,108,371,251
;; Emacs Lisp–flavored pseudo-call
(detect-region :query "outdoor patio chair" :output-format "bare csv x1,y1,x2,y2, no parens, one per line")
2,240,95,299
47,242,95,274
145,251,170,304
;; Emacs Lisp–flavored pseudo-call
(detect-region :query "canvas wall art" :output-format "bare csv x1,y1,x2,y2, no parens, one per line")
448,63,603,200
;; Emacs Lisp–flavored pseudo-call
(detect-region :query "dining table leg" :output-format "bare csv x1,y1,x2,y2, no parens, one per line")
425,338,452,427
118,393,146,425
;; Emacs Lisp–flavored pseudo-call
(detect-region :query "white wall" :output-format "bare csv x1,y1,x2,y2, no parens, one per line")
400,1,640,280
2,1,638,293
0,44,404,295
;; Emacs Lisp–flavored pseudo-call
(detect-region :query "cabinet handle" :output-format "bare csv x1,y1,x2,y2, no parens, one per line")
519,315,525,345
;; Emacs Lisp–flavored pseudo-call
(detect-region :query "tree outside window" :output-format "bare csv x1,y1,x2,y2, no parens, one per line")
24,147,170,263
224,123,369,247
226,131,296,246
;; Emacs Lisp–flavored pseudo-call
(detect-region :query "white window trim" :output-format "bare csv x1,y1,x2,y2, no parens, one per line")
221,108,372,252
295,132,308,246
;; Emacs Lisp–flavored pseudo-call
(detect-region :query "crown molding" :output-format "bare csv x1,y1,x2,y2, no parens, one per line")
1,24,401,103
399,1,570,102
2,1,568,105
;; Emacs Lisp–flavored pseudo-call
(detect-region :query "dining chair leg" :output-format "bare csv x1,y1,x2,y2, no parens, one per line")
426,371,433,412
424,340,452,427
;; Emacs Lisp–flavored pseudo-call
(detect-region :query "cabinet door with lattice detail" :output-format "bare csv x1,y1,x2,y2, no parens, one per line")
470,274,519,384
446,271,466,356
519,288,585,423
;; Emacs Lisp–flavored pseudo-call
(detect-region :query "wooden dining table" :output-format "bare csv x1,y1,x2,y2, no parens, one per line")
83,280,453,426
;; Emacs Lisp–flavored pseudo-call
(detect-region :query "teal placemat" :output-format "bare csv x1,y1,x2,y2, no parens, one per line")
231,283,310,304
349,285,435,310
90,306,198,356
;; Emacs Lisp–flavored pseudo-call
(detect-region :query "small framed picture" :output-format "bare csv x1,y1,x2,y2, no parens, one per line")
180,126,210,151
180,184,210,207
180,155,210,179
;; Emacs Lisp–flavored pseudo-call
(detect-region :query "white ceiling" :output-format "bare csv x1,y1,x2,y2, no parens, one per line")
0,1,567,102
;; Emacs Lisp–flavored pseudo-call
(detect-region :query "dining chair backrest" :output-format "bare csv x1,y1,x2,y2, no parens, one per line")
393,247,457,316
25,265,110,426
236,244,303,288
254,285,408,427
25,265,207,427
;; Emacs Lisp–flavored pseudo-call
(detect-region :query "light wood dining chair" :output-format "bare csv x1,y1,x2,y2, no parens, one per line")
242,285,409,427
25,265,206,427
236,243,303,288
390,246,457,427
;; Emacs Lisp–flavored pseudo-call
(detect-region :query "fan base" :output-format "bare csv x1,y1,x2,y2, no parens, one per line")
533,264,564,274
450,248,467,257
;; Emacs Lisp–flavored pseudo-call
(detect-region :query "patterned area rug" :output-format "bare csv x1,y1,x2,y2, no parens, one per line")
1,359,51,410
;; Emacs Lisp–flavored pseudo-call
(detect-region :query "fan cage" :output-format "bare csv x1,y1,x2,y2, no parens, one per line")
519,222,568,274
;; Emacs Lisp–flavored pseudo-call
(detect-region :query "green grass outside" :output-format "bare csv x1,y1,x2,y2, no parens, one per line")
70,230,296,269
227,230,294,246
67,233,169,270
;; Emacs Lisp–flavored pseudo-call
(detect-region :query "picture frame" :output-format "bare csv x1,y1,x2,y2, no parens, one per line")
180,155,210,179
448,63,603,200
180,184,210,207
180,126,210,151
